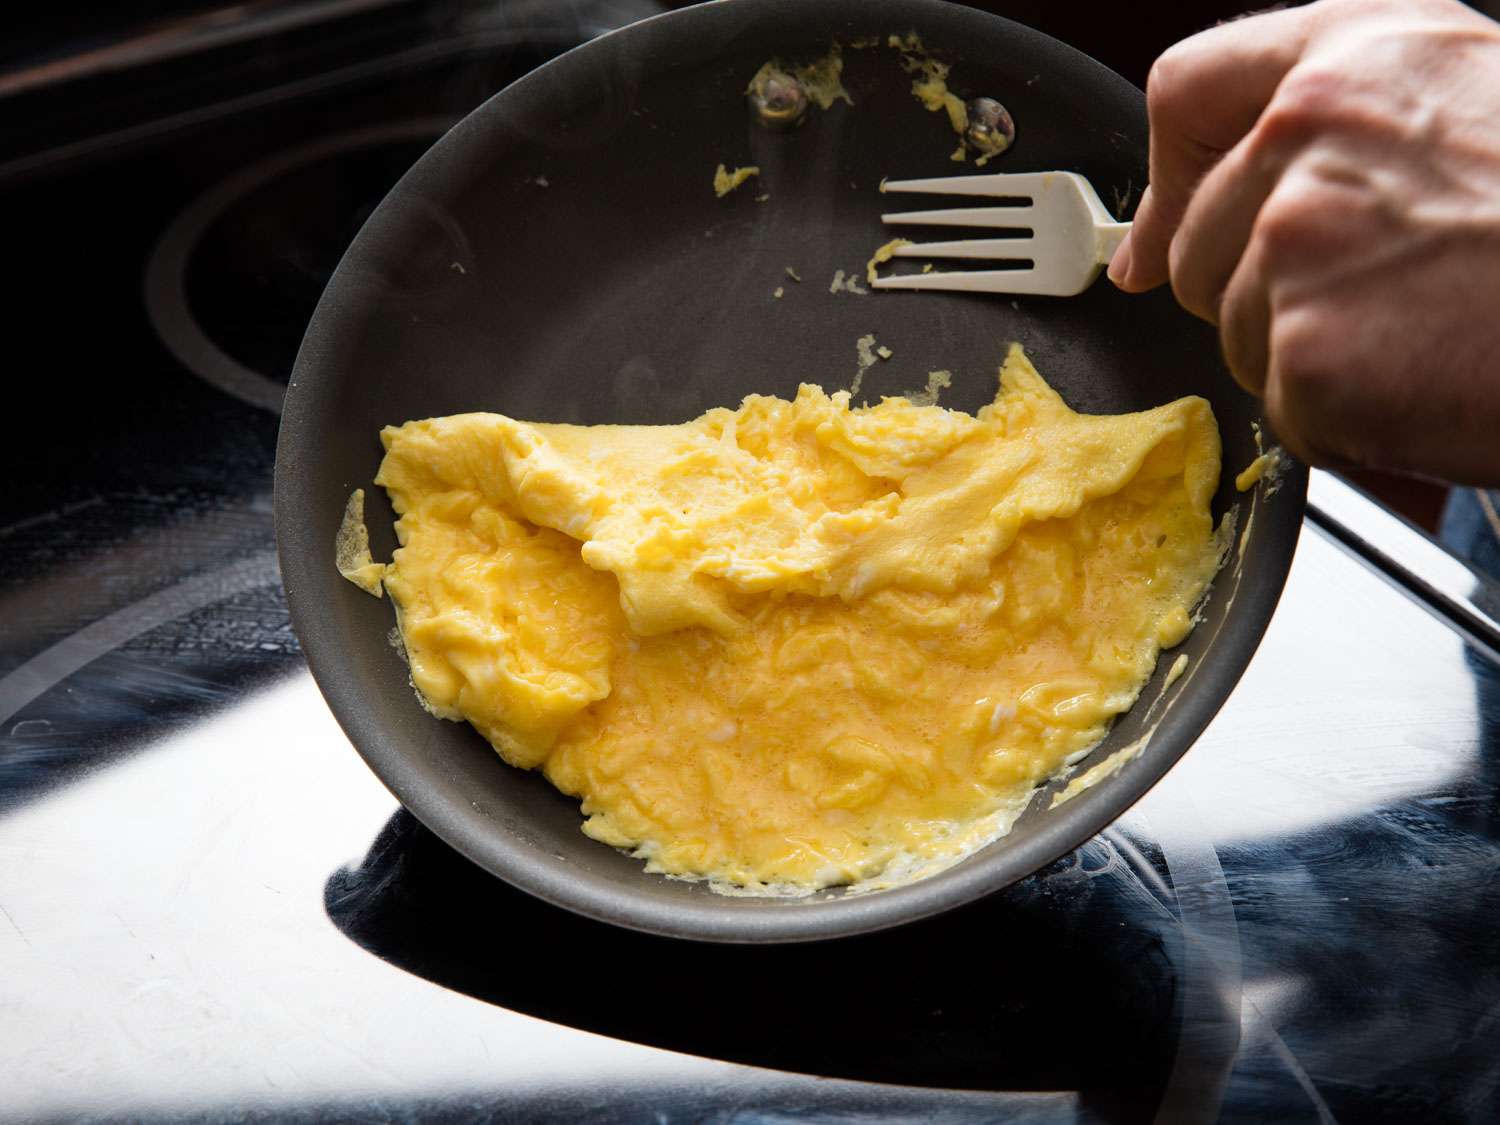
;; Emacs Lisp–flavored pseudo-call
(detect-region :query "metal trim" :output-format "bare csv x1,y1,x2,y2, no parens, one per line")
1306,470,1500,667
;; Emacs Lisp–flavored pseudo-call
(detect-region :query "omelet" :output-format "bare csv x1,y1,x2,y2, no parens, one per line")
371,345,1224,892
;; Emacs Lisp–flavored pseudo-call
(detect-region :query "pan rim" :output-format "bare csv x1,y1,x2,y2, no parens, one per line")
275,0,1308,944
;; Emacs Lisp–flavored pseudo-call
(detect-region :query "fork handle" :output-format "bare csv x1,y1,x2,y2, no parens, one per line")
1095,221,1132,266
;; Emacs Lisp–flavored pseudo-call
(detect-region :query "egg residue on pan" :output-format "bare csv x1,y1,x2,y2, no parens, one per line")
355,345,1227,894
866,238,913,285
745,44,852,125
335,489,386,597
889,32,968,134
745,34,1013,164
712,163,760,197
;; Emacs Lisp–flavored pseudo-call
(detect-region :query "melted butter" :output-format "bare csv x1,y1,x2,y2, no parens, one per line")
335,489,386,597
373,344,1224,892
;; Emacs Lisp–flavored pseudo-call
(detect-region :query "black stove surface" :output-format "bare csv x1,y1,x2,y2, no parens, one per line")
4,6,1500,1123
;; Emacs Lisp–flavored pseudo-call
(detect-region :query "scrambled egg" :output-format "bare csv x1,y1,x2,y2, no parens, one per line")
866,238,912,285
712,164,759,198
1235,448,1285,492
891,31,968,136
372,345,1224,891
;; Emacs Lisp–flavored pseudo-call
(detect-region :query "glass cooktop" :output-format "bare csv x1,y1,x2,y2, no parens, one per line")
3,4,1499,1121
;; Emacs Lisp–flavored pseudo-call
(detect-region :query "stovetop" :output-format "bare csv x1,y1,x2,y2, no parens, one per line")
4,6,1500,1123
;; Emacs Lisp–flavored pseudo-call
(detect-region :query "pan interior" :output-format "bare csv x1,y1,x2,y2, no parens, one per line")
279,0,1304,942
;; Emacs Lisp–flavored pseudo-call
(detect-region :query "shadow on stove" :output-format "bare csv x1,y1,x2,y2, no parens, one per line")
325,810,1190,1118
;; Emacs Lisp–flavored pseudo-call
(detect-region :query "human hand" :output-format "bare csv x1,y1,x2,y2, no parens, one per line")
1110,0,1500,485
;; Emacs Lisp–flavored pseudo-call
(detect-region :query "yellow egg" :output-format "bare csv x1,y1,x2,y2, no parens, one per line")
372,344,1224,891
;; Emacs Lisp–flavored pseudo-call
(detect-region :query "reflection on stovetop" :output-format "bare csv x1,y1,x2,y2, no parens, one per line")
148,121,450,412
326,809,1182,1106
4,37,564,543
3,532,1498,1121
319,626,1500,1123
1218,661,1500,1119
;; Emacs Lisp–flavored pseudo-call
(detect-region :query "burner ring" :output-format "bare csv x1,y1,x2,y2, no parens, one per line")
144,118,453,415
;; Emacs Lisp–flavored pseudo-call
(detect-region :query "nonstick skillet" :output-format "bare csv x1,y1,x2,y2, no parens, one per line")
275,0,1307,942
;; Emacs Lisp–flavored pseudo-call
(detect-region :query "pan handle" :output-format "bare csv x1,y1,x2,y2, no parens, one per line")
1306,470,1500,667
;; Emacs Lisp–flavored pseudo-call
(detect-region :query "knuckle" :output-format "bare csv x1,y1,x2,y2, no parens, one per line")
1265,382,1325,458
1252,194,1311,264
1268,312,1331,394
1264,312,1369,469
1265,407,1352,471
1257,62,1406,155
1257,67,1347,145
1251,166,1374,272
1145,49,1192,125
1262,375,1335,469
1310,0,1383,24
1219,293,1266,393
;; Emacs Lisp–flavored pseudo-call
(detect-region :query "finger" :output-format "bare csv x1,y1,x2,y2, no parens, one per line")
1217,228,1272,397
1105,223,1133,287
1116,5,1314,293
1220,161,1355,410
1167,129,1287,324
1262,333,1361,473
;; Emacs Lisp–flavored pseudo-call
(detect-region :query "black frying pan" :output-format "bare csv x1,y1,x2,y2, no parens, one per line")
275,0,1306,942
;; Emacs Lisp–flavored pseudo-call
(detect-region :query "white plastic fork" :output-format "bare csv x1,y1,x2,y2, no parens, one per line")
872,171,1130,297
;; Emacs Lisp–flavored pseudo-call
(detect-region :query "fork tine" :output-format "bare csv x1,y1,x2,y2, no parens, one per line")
881,206,1035,228
880,171,1059,198
891,238,1035,259
870,269,1061,295
873,170,1117,298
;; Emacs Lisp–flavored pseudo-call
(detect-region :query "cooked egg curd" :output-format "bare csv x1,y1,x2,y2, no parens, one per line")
373,345,1224,891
